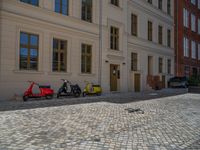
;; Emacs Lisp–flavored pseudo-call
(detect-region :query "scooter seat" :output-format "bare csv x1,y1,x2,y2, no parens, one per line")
93,85,101,87
39,85,51,88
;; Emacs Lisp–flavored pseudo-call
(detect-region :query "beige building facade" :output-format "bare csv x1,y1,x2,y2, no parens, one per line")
0,0,174,100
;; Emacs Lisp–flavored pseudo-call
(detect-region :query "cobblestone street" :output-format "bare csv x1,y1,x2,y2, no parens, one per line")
0,92,200,150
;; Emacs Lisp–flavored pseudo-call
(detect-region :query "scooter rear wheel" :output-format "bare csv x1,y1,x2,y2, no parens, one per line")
57,93,60,98
23,96,29,101
74,90,81,97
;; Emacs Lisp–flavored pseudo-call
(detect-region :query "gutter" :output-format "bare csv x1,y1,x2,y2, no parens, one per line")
98,0,103,85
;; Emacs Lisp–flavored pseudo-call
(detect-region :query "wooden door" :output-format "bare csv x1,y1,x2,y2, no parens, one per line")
162,75,166,88
134,73,141,92
110,64,118,91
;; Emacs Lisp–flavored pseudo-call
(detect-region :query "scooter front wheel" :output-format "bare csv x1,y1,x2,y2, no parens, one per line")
23,96,29,101
57,93,61,98
46,94,53,99
82,92,86,97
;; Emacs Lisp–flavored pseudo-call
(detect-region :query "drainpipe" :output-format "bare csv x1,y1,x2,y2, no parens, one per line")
176,0,179,76
98,0,103,85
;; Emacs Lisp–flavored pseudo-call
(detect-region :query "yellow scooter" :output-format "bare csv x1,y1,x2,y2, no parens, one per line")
83,81,102,97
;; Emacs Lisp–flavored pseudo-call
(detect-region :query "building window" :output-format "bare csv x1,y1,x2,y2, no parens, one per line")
192,41,197,59
82,0,92,22
183,8,189,28
158,57,163,73
198,19,200,34
147,0,152,4
110,26,119,50
158,0,162,10
167,59,171,74
131,53,137,71
158,25,163,45
53,39,67,72
167,29,171,47
167,0,171,15
131,14,137,36
148,21,153,41
111,0,119,7
20,32,39,70
55,0,69,15
81,44,92,74
20,0,39,6
183,37,189,57
191,14,196,32
191,0,196,5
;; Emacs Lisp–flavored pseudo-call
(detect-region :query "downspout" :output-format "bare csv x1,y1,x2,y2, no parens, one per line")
0,1,2,82
98,0,102,85
176,0,179,76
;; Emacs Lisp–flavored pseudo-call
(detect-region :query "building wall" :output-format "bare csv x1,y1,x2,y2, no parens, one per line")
0,0,175,100
0,0,100,100
175,0,200,77
127,0,174,91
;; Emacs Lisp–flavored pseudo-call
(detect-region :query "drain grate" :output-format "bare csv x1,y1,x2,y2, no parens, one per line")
125,108,144,114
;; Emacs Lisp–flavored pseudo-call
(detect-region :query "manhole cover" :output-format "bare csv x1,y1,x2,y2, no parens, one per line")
125,108,144,114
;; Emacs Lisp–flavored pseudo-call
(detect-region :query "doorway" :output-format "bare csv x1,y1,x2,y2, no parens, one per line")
162,75,166,88
110,64,120,91
134,73,141,92
148,56,153,75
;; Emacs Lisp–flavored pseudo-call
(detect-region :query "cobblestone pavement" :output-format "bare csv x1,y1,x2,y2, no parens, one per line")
0,93,200,150
0,88,187,111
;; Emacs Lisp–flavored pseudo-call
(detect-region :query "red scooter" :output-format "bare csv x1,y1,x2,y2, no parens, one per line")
23,81,54,101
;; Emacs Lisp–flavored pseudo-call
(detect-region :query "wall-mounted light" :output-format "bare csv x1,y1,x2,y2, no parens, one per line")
105,60,109,63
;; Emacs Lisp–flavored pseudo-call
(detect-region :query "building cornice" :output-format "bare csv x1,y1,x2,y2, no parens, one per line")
1,0,99,37
128,0,174,26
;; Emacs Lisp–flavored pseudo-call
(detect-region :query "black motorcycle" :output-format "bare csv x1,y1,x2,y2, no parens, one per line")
57,79,81,98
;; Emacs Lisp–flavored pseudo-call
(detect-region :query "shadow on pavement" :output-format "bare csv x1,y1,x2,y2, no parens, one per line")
0,89,188,112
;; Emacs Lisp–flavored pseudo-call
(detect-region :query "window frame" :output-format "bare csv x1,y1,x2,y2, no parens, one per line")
81,43,92,74
167,29,171,47
111,0,119,7
158,25,163,45
81,0,93,23
19,32,39,71
55,0,69,16
52,38,68,72
167,59,171,74
20,0,39,6
158,0,162,10
167,0,171,15
110,26,119,50
131,53,138,71
131,14,138,36
148,21,153,41
158,57,163,74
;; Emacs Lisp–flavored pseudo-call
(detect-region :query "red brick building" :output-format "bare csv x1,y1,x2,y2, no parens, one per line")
175,0,200,77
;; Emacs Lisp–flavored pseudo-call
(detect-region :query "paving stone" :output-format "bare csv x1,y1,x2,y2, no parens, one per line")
0,91,200,149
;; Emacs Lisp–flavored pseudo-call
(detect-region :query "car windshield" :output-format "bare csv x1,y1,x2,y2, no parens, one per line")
170,77,187,82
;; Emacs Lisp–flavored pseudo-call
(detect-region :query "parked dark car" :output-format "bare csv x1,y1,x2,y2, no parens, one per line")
168,77,189,88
